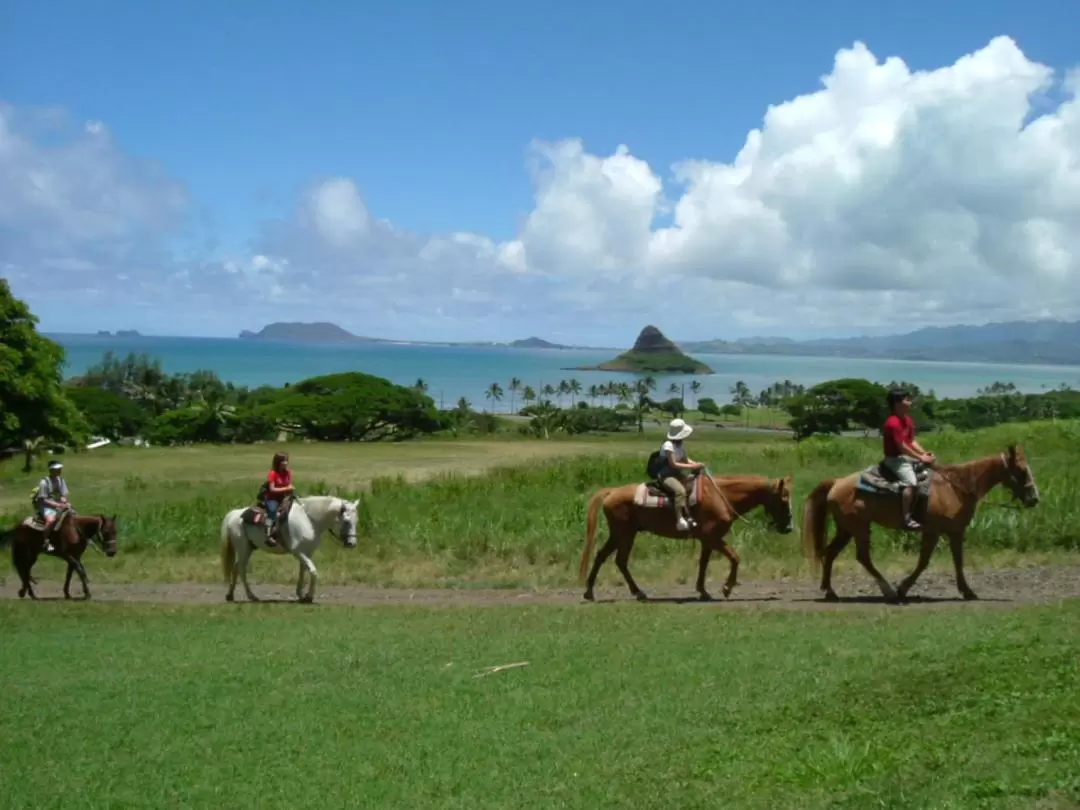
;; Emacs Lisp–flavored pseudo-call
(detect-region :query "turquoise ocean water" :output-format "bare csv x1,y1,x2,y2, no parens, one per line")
50,333,1080,409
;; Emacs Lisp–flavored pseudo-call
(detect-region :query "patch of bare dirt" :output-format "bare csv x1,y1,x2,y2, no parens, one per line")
3,565,1079,610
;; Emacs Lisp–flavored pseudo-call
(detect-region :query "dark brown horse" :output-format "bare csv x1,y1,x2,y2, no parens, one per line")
580,473,795,602
0,511,118,599
802,444,1039,602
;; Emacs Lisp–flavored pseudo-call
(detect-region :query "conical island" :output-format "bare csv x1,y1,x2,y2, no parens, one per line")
567,325,714,374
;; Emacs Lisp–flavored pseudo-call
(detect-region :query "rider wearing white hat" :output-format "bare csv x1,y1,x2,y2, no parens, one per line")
657,418,704,531
34,460,71,553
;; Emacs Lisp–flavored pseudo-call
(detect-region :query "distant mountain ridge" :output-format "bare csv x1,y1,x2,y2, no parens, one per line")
238,323,583,349
233,319,1080,365
678,319,1080,366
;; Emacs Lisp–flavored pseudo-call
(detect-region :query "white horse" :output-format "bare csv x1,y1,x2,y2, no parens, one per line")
220,495,360,603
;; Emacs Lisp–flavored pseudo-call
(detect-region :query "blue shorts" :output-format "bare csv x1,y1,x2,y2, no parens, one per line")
42,507,58,521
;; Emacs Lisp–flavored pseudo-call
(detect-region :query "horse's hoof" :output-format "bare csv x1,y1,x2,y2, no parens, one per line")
961,590,979,601
18,590,26,599
721,585,734,599
698,591,713,602
823,590,840,602
634,591,649,602
299,596,314,604
225,592,235,603
582,591,595,602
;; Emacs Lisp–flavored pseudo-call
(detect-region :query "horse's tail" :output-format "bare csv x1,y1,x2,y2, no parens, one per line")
220,516,235,583
579,488,612,582
802,479,836,576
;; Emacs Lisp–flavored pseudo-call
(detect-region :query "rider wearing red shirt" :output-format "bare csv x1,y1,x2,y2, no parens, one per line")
882,389,935,530
263,452,295,546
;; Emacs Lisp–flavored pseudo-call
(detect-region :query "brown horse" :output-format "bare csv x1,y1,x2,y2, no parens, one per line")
580,473,795,602
802,443,1039,602
0,511,119,599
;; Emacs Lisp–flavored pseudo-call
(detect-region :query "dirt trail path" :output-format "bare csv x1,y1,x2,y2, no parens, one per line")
3,565,1079,610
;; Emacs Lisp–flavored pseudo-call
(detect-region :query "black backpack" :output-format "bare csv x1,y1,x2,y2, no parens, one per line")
645,450,665,480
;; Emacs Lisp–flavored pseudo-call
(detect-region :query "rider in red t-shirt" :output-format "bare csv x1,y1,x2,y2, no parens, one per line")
263,451,295,546
882,389,935,530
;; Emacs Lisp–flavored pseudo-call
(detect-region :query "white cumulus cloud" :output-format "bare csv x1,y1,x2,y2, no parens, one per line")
1,35,1079,340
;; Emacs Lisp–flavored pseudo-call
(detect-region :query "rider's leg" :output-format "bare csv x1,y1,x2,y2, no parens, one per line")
662,477,691,530
264,500,279,546
41,509,56,552
895,460,921,530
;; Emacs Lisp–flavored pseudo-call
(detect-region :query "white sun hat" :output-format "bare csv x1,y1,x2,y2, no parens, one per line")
666,418,693,441
48,460,64,470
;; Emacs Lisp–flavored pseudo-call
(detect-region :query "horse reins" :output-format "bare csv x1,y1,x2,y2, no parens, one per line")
927,453,1029,511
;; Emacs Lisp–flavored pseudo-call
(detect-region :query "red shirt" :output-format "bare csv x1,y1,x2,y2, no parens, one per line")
883,414,916,457
267,469,292,499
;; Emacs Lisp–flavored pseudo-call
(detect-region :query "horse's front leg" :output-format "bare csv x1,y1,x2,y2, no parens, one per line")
946,530,978,600
295,561,306,600
895,532,940,601
718,541,740,599
294,551,318,603
694,540,714,601
64,557,91,599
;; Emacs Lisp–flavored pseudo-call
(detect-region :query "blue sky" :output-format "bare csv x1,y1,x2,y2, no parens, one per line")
2,0,1079,342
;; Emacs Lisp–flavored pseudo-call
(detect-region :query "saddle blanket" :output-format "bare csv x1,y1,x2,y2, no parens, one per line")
856,464,933,499
633,476,703,509
241,506,267,525
20,516,46,531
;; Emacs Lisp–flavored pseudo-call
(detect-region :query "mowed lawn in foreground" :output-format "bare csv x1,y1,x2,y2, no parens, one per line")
3,601,1079,810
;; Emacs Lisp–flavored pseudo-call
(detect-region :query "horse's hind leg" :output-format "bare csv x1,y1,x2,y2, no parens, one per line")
237,536,259,602
583,535,620,601
895,532,940,601
295,562,306,600
853,529,897,602
821,527,853,601
613,533,647,602
15,556,36,600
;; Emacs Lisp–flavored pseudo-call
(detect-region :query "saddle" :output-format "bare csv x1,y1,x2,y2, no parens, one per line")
20,507,73,539
633,476,703,509
856,460,933,501
240,495,295,528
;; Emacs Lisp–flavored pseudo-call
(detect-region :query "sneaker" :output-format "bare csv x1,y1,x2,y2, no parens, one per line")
903,517,922,531
676,517,690,532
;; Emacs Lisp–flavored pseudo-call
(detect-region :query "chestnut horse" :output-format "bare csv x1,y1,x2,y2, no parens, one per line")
0,511,119,599
580,472,795,602
802,444,1039,602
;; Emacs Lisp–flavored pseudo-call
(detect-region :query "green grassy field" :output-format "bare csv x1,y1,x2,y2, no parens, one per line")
2,420,1078,590
2,600,1078,809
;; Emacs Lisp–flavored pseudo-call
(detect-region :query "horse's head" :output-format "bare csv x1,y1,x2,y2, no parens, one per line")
98,515,119,557
765,475,795,534
337,499,360,549
1003,444,1039,508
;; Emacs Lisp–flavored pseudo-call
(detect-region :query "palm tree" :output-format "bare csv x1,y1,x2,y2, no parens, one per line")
456,396,471,412
557,380,570,407
587,384,600,407
542,383,555,405
568,378,582,407
414,378,428,394
508,377,522,413
522,385,537,409
485,382,504,412
689,380,702,409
